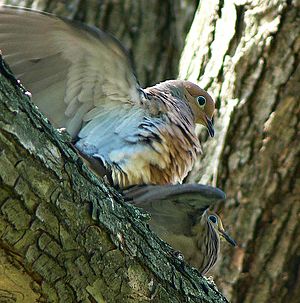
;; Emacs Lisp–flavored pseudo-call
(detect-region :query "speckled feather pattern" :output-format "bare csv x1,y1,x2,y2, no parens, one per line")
78,82,202,188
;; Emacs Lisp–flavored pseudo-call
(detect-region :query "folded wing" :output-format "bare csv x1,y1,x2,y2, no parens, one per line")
124,184,226,236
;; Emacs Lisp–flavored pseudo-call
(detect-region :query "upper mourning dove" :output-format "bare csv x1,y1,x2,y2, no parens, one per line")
0,6,215,188
124,184,236,274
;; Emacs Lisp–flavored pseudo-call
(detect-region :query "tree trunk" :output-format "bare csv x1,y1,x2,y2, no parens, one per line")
180,1,300,302
0,63,229,301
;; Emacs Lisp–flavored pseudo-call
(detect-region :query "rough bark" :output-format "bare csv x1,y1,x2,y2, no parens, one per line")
3,0,197,87
180,1,300,302
0,62,231,301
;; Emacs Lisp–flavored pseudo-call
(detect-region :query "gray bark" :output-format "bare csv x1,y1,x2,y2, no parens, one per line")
180,1,300,302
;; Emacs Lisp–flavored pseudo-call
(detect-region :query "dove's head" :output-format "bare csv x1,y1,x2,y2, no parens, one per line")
182,81,215,137
152,80,215,137
203,211,237,247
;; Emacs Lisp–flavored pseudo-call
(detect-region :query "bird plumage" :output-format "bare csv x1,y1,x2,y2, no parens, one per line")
124,184,236,274
0,5,215,188
76,80,202,186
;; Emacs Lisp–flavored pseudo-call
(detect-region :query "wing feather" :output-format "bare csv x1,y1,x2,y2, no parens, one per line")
0,5,141,138
124,184,226,235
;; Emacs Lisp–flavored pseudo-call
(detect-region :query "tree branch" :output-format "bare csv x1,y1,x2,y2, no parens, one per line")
0,60,229,302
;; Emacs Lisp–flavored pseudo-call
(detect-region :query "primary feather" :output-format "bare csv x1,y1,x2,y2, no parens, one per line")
0,5,215,188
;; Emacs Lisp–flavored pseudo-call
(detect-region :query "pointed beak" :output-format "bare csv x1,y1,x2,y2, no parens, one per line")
219,230,237,246
205,116,214,137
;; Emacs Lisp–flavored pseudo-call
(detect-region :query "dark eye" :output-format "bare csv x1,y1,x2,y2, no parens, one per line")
197,96,206,107
209,215,217,224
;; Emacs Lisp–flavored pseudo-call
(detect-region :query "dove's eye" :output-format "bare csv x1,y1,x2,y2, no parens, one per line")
197,96,206,107
208,215,217,224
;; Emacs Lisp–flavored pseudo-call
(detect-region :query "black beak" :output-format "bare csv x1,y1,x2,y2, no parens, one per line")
205,116,214,137
220,230,237,247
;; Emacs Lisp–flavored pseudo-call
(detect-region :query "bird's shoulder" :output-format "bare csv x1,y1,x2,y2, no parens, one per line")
140,86,194,123
137,89,168,117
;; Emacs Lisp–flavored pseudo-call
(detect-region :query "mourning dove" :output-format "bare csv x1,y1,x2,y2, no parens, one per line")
0,6,215,188
124,184,236,274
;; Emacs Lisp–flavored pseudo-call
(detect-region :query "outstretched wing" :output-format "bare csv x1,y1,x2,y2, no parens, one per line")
123,184,226,236
0,5,141,137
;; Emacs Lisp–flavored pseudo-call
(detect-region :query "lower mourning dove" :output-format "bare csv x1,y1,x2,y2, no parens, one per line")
124,184,236,274
0,6,215,188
